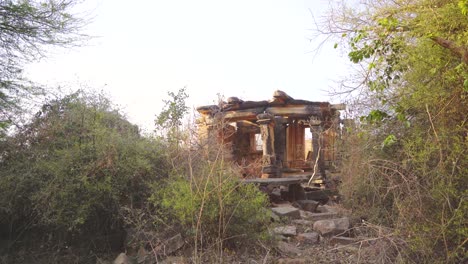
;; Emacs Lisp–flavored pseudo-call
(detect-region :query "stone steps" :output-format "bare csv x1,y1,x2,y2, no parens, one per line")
270,200,357,256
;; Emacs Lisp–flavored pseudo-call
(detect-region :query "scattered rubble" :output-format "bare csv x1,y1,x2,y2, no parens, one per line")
115,232,184,264
104,197,375,264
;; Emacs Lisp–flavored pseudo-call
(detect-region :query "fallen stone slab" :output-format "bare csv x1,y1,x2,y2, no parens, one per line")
296,232,319,244
271,206,301,219
273,225,297,237
299,211,338,221
296,200,320,212
313,217,350,236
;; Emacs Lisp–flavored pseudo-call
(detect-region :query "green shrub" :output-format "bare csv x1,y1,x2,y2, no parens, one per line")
152,159,269,250
0,91,169,244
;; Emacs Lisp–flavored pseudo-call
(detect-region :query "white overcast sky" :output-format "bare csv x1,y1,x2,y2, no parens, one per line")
25,0,350,131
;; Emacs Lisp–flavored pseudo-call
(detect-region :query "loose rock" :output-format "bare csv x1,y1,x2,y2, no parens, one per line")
296,232,319,244
113,253,132,264
300,211,338,221
313,217,350,236
273,225,297,237
277,241,302,256
156,233,184,256
296,200,320,212
271,206,301,219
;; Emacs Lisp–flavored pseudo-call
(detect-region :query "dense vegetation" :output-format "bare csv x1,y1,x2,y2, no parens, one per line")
0,92,168,254
1,0,466,263
0,2,270,261
0,89,270,262
321,0,467,262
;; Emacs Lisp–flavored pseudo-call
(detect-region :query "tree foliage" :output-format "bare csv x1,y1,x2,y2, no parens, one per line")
0,0,86,134
154,87,189,149
321,0,467,262
0,91,168,246
155,87,189,131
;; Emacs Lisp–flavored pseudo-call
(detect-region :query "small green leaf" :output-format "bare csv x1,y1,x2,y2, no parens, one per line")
334,43,338,49
382,134,397,148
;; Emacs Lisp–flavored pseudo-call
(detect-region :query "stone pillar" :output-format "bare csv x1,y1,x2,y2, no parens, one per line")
257,113,278,178
274,117,286,176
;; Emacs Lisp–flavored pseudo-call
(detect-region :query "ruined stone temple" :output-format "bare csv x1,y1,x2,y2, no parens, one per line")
196,90,345,179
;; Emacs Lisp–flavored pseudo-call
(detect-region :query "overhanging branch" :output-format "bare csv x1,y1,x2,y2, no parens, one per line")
431,36,468,64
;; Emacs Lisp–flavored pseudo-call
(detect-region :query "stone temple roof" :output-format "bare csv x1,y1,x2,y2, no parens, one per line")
196,90,345,122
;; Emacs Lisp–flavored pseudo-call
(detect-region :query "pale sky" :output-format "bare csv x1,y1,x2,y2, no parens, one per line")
25,0,350,132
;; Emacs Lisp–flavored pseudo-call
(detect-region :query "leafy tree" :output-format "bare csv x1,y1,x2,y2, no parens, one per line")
155,87,189,130
319,0,467,262
0,0,86,135
0,91,168,248
155,87,189,143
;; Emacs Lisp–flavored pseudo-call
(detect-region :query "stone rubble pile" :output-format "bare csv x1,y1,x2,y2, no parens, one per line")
270,198,371,263
109,196,367,263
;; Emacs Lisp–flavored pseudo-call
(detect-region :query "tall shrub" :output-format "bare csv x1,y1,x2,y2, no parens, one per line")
0,91,168,245
319,0,468,262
